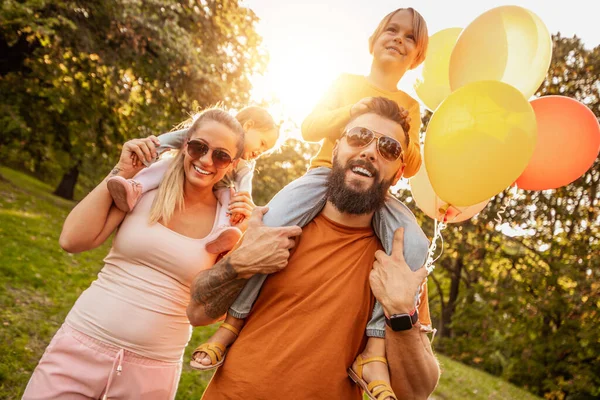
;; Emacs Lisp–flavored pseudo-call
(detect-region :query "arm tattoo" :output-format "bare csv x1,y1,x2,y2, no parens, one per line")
191,258,248,319
109,166,121,177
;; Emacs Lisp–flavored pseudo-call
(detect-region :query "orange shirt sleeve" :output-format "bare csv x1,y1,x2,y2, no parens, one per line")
301,75,353,143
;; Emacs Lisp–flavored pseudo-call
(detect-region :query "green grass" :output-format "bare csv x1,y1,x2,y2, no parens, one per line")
0,166,540,400
433,354,540,400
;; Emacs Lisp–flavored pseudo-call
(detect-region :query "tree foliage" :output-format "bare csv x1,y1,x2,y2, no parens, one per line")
2,5,598,397
0,0,266,198
403,35,599,399
253,137,319,206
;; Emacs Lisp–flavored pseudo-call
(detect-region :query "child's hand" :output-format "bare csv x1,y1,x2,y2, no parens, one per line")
350,97,375,117
399,107,411,125
229,212,245,226
228,190,255,231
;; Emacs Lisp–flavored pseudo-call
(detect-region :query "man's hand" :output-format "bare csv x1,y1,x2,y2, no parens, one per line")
370,227,428,316
228,206,303,278
188,206,302,324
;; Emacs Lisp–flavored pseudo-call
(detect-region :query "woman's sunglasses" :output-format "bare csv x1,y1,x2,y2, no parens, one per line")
342,126,405,162
186,140,234,169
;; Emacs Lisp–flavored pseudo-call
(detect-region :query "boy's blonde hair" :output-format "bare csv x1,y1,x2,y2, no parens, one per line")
368,8,429,69
149,108,244,225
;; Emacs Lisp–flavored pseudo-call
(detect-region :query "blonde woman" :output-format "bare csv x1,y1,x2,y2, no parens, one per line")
23,108,251,399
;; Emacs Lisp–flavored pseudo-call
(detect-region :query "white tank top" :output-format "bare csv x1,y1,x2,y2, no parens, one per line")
66,190,223,362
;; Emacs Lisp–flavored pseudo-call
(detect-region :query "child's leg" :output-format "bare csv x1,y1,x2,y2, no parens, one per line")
350,337,396,400
155,129,188,157
228,167,331,319
205,187,243,254
191,313,244,368
367,194,430,337
191,168,330,369
133,159,171,192
135,129,188,167
373,194,430,271
107,159,171,212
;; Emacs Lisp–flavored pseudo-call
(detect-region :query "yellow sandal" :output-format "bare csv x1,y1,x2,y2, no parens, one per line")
189,322,240,371
348,355,398,400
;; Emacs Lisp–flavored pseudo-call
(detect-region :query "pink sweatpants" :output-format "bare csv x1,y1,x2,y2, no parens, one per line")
22,324,182,400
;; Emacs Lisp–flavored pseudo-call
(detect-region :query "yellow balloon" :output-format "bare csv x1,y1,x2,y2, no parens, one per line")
414,28,462,111
449,6,552,99
424,80,537,207
410,163,490,223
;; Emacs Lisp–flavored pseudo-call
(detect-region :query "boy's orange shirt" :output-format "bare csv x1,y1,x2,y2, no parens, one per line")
301,73,423,178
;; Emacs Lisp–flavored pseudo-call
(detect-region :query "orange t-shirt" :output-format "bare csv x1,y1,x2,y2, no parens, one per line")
202,214,430,399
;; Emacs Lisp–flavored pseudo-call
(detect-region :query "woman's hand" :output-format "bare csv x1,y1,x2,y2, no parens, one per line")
115,136,160,178
228,189,255,232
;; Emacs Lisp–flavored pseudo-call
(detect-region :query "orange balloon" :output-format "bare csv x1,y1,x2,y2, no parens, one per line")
516,96,600,190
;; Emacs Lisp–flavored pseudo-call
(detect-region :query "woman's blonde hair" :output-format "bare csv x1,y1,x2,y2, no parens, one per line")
368,8,429,69
149,108,245,225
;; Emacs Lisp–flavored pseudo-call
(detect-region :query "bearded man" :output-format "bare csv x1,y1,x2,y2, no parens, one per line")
187,97,440,399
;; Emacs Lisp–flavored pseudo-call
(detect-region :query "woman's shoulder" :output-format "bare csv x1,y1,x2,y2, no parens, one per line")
132,189,158,213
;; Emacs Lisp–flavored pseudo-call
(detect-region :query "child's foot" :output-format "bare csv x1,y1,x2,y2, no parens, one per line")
349,353,397,400
205,227,242,254
106,176,142,212
190,322,241,370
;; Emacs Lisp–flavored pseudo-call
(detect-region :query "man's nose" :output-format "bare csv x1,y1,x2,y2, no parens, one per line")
359,141,378,162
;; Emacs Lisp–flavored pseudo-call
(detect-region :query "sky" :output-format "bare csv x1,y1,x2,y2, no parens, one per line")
244,0,600,130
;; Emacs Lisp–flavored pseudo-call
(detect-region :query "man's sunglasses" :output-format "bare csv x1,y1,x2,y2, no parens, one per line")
186,140,234,169
342,126,405,162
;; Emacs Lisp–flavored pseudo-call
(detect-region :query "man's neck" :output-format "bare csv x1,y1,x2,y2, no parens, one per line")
320,200,374,228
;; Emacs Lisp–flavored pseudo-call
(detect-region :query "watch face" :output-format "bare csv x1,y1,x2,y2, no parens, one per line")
388,314,413,331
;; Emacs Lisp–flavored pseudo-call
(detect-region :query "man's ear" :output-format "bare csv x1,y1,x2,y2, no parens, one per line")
333,139,339,157
232,159,240,169
391,164,405,186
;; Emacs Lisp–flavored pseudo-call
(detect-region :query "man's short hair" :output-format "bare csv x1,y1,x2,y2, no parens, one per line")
348,97,411,147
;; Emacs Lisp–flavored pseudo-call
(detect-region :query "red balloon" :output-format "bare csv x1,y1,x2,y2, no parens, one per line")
516,96,600,190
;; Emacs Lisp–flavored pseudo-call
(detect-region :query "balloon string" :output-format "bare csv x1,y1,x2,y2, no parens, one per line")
494,203,508,225
418,214,448,309
424,217,447,275
494,185,519,225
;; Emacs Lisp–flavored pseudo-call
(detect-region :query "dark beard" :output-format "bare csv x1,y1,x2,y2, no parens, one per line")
326,157,393,215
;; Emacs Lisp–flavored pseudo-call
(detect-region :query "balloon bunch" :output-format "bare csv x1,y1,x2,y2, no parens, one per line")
411,5,600,228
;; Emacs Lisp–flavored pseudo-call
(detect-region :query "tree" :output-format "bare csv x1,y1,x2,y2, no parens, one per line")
0,0,266,198
253,137,319,206
416,35,600,398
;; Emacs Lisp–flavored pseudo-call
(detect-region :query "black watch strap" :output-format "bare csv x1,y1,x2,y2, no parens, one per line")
385,309,419,331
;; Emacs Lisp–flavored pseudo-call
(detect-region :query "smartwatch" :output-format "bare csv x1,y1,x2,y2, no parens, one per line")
385,309,419,331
